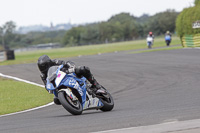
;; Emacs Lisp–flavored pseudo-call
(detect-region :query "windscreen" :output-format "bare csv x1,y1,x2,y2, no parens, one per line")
47,66,59,78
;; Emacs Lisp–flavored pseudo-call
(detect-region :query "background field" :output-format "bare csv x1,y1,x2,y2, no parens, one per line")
0,36,181,66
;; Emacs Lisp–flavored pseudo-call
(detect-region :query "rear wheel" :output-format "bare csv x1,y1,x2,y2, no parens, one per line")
58,91,82,115
166,40,171,46
99,87,114,112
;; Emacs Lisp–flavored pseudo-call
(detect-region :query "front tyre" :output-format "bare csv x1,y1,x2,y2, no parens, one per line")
58,91,83,115
147,42,152,49
99,87,114,112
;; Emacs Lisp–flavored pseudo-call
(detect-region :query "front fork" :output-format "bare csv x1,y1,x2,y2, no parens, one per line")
58,88,78,101
53,90,58,97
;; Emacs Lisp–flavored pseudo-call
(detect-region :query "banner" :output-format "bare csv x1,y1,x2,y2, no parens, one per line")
192,20,200,29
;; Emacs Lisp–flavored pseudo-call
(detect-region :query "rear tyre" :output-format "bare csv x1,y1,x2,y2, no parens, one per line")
99,87,114,112
166,40,170,46
58,91,82,115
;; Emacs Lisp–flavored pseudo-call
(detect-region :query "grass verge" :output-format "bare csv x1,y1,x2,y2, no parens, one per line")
0,77,53,115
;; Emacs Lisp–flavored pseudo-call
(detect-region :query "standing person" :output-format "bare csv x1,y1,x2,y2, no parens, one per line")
146,32,154,49
165,31,172,46
37,55,104,105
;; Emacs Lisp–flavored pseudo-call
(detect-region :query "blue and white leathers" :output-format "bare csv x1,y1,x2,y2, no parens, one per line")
46,65,104,110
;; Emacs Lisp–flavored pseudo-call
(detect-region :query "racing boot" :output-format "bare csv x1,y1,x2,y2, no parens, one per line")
75,66,106,95
87,75,106,95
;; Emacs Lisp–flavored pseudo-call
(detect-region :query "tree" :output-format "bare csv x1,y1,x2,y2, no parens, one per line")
195,0,200,5
80,24,100,45
176,3,200,37
62,11,179,46
0,21,16,49
0,27,4,47
145,9,179,35
63,26,84,46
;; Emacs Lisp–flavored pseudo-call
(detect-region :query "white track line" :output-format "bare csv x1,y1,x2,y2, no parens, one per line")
0,102,54,118
92,119,200,133
0,73,54,118
0,73,44,88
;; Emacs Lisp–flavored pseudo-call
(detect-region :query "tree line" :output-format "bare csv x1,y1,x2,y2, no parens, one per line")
63,9,179,46
0,9,179,50
0,22,66,50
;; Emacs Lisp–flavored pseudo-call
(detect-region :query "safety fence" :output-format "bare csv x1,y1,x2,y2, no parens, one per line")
181,34,200,47
0,50,15,62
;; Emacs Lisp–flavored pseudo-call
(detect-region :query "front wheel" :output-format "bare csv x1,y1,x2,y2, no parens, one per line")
147,42,152,49
99,87,114,112
58,91,83,115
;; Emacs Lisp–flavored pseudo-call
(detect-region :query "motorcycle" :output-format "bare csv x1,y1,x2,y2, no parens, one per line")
46,65,114,115
146,36,153,49
165,35,171,46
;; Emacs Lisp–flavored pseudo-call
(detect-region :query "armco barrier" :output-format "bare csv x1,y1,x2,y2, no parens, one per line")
181,34,200,47
0,50,15,62
0,51,6,62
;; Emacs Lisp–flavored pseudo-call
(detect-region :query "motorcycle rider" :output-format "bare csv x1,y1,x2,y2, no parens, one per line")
147,32,154,40
37,55,103,105
146,32,154,48
165,31,172,46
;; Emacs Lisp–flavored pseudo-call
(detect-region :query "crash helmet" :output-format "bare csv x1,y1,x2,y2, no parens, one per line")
166,31,170,34
149,32,153,35
37,55,53,73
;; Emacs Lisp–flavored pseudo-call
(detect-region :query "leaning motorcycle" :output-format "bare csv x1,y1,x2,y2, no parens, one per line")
46,65,114,115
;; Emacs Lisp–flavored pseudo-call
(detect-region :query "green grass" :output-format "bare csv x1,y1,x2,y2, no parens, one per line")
0,36,182,65
0,77,53,115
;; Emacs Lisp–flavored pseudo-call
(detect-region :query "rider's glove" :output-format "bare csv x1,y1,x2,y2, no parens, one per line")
61,68,69,73
63,61,75,73
61,67,75,74
63,61,75,68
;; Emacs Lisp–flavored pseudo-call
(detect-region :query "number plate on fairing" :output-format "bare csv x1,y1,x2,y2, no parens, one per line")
55,71,66,86
68,78,83,96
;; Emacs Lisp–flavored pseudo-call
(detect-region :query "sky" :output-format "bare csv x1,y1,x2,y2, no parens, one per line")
0,0,195,27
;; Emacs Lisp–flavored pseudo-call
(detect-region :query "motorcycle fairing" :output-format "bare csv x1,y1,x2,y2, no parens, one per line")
83,92,104,110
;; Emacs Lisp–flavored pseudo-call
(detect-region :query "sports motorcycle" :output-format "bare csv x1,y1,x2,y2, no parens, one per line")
46,65,114,115
165,35,171,46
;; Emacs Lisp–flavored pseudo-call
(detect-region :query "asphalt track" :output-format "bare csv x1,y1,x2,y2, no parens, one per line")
1,48,200,133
